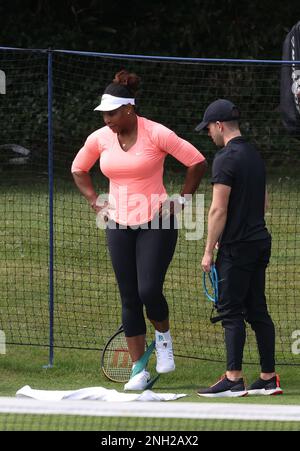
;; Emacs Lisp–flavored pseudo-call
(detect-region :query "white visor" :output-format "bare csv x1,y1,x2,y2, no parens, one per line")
94,94,135,112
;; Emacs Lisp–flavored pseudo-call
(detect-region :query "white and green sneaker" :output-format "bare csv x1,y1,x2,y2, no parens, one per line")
124,369,151,391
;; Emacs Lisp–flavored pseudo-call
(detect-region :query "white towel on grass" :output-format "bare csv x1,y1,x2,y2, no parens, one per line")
16,385,186,402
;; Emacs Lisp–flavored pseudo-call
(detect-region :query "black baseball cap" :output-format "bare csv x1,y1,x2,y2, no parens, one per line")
195,99,240,132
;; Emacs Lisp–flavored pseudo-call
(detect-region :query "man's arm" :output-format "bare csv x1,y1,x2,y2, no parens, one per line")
202,183,231,272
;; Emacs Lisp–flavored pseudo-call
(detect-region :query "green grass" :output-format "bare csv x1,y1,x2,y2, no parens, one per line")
2,345,300,403
0,345,299,431
1,415,299,432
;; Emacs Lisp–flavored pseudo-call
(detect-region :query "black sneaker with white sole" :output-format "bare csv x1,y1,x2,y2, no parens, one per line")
247,375,283,396
197,375,248,398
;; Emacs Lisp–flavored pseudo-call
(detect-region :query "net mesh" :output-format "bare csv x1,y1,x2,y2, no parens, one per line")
1,397,300,431
0,49,299,364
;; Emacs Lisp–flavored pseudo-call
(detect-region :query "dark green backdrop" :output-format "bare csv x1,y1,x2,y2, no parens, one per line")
0,0,299,58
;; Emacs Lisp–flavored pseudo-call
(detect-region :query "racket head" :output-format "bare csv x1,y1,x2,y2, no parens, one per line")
101,327,132,383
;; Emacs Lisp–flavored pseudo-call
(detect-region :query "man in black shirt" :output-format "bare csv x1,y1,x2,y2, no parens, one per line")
195,99,283,397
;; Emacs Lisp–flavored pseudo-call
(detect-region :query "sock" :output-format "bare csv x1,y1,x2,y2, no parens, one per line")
131,362,146,376
155,329,172,343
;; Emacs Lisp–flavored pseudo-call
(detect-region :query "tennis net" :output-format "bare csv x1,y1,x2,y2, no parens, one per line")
1,397,300,432
0,47,299,365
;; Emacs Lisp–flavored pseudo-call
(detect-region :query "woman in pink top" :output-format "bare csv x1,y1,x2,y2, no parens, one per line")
72,70,207,390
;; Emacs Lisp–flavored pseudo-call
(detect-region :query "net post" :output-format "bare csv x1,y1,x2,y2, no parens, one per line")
45,47,54,369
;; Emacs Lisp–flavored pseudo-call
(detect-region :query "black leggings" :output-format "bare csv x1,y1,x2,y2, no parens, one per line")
105,218,178,337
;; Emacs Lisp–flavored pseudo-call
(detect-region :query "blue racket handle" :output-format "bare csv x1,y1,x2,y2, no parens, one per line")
210,265,218,302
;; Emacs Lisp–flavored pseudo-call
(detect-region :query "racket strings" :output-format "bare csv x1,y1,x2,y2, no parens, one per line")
102,332,132,382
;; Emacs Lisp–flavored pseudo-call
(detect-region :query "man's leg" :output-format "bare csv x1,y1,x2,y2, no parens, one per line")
197,244,251,397
245,238,276,376
244,238,282,395
215,243,252,379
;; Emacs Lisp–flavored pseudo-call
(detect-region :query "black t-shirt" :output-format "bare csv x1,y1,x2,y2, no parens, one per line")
212,136,270,245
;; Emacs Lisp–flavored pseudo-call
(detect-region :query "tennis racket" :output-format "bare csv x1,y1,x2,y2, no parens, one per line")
101,325,132,383
101,326,159,387
203,264,223,324
203,264,219,304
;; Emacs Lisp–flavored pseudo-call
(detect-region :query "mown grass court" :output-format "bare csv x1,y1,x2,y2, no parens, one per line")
0,345,300,431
